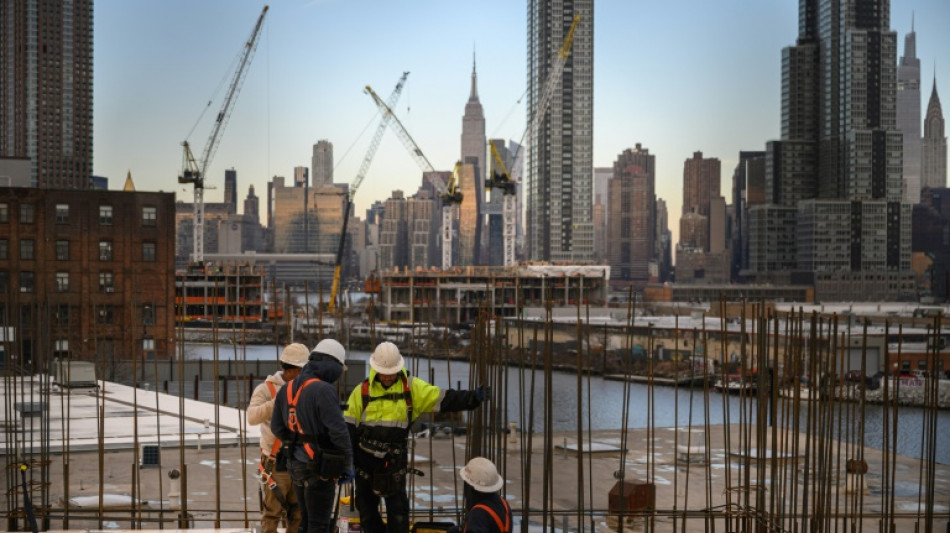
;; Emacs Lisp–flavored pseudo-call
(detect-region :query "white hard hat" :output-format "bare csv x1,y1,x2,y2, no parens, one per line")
312,339,346,367
280,343,309,368
459,457,504,493
369,342,404,374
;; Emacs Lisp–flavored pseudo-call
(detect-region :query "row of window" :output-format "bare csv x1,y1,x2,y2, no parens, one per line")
8,304,156,328
0,239,156,262
0,202,158,226
10,271,120,293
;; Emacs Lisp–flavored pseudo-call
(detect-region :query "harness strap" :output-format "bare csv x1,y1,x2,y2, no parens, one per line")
465,500,511,533
360,374,413,428
286,377,322,459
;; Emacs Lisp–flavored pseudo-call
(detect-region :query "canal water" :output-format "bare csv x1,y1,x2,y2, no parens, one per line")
184,343,948,464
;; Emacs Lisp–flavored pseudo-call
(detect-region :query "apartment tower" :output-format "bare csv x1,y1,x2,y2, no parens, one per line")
749,0,914,301
0,0,94,189
526,0,594,262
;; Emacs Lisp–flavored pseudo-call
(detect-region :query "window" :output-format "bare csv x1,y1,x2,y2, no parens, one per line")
97,305,115,325
56,272,69,292
142,304,156,326
54,339,69,355
0,239,7,260
55,304,70,326
99,205,113,225
99,272,114,292
99,241,113,261
143,242,156,262
56,240,69,260
20,204,34,224
20,239,34,260
143,338,155,351
0,203,8,222
142,206,157,226
20,271,34,293
56,204,69,224
0,271,7,292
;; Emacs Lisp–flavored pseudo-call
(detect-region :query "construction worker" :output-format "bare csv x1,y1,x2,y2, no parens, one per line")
247,343,307,533
272,339,354,533
344,341,486,533
450,457,511,533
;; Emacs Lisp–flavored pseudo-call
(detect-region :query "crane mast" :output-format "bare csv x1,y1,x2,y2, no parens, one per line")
486,13,581,266
328,72,410,312
365,87,463,270
179,5,268,264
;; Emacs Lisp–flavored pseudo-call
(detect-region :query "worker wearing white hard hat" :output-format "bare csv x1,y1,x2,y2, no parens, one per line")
271,338,353,533
344,341,488,533
248,343,308,533
449,457,511,533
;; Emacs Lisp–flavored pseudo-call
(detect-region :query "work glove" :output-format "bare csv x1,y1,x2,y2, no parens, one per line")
338,466,355,486
476,385,490,403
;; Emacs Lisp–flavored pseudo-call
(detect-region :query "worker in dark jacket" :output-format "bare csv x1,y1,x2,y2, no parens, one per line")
272,339,354,533
344,341,485,533
451,457,510,533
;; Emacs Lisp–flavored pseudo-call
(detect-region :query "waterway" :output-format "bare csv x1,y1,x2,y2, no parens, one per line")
184,343,949,464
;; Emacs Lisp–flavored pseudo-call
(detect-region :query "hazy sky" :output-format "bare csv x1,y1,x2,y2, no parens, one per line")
94,0,950,242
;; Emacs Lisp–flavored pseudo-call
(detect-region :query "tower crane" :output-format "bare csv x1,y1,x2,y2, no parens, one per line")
364,86,463,271
179,5,268,264
327,72,410,312
485,13,581,266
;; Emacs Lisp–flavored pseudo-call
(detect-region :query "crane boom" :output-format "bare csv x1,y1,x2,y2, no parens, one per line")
365,86,463,269
328,72,410,312
179,5,268,264
486,13,581,266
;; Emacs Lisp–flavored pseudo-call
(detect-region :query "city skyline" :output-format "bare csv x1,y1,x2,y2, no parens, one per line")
92,0,950,249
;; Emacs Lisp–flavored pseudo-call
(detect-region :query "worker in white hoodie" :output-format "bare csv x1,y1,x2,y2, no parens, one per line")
247,343,308,533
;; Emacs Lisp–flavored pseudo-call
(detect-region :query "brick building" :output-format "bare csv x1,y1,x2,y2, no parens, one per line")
0,187,176,373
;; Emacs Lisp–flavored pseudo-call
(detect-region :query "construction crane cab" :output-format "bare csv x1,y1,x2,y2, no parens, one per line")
441,162,465,205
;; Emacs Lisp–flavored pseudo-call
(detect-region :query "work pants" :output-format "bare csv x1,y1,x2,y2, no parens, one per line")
261,467,301,533
355,474,410,533
290,459,338,533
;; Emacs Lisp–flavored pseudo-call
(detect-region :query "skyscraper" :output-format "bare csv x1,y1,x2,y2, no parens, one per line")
897,23,922,203
294,166,309,188
0,0,94,189
922,80,947,190
224,169,238,214
460,57,485,264
312,140,333,187
526,0,594,262
607,145,655,284
750,0,914,301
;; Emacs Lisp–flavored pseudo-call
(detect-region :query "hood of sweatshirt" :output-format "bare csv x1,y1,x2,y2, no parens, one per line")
301,358,343,384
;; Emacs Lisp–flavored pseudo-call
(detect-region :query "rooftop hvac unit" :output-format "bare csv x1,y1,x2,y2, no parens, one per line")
140,444,160,468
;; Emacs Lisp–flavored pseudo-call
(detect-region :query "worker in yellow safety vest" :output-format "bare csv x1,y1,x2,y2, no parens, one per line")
344,342,487,533
247,343,307,533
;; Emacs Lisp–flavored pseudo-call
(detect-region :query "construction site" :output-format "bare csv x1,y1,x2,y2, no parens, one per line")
1,302,948,533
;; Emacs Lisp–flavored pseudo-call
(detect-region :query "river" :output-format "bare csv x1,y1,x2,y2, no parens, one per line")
184,343,948,464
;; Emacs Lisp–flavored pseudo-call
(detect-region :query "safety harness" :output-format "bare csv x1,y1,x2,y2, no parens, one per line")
257,381,293,515
360,373,413,426
286,377,322,459
464,499,511,533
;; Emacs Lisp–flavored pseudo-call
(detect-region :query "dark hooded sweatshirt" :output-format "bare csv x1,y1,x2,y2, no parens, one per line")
271,357,353,467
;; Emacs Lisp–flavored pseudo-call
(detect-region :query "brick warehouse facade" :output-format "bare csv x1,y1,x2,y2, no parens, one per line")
0,188,176,375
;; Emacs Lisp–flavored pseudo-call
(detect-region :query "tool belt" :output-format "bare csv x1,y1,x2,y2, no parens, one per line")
288,448,347,486
358,437,403,459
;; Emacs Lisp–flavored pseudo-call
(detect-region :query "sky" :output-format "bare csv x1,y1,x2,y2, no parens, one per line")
93,0,950,246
